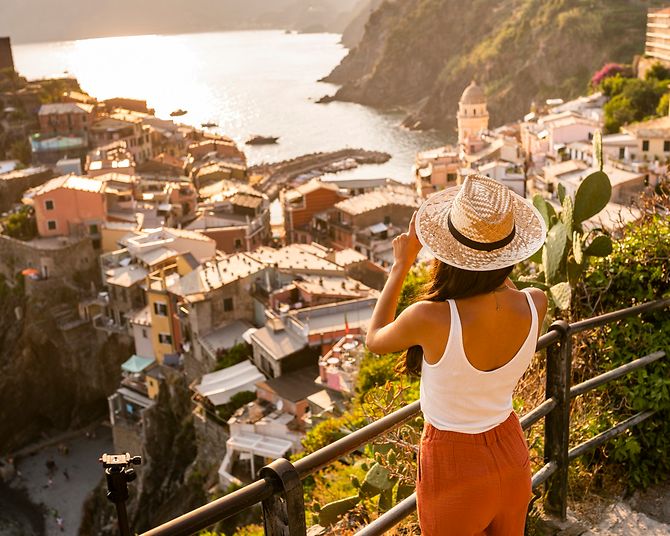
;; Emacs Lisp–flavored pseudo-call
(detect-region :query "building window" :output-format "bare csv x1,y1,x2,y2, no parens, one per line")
224,297,234,312
619,147,625,159
45,200,54,210
89,223,99,235
142,328,148,338
47,220,57,230
153,302,168,316
158,333,172,345
234,238,243,250
642,140,650,152
664,141,670,152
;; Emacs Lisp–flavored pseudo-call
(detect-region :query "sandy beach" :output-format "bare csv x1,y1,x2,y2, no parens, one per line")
2,425,113,536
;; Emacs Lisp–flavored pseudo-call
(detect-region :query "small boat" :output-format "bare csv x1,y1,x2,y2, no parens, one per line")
170,109,187,117
246,135,279,145
201,122,218,128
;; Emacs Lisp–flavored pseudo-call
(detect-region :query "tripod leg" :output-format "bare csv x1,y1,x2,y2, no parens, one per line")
115,501,131,536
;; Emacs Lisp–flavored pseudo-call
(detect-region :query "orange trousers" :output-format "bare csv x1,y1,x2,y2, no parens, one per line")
417,412,531,535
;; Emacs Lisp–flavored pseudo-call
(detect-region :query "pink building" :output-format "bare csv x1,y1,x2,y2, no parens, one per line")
30,175,106,239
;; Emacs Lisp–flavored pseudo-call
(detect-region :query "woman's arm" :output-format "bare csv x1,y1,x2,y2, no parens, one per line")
366,213,425,354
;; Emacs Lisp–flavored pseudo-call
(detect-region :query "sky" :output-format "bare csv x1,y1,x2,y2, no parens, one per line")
0,0,363,44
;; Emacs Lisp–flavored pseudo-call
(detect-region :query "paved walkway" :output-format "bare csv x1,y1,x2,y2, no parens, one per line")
11,426,113,536
583,503,670,535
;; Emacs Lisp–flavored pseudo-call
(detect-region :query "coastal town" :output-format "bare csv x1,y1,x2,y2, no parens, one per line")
1,6,670,535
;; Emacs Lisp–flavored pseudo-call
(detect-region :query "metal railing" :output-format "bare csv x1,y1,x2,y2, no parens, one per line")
132,297,669,536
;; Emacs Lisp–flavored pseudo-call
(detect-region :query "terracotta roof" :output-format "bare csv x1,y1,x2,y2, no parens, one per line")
334,188,420,216
623,115,670,138
230,192,264,209
38,102,94,115
33,174,104,196
290,178,340,196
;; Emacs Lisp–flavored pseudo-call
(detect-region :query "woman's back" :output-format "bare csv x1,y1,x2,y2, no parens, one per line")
419,288,542,434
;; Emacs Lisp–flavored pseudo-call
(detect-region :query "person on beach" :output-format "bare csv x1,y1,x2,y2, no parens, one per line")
366,174,548,535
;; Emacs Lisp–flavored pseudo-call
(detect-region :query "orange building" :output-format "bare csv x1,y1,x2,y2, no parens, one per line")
281,179,346,244
30,174,106,240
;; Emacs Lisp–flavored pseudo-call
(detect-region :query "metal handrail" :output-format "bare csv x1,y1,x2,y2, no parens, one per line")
138,297,669,536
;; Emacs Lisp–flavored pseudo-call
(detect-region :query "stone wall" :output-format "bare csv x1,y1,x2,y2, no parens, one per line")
0,234,96,282
111,417,145,458
193,409,229,472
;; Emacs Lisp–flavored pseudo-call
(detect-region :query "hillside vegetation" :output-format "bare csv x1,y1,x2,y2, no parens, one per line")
326,0,652,133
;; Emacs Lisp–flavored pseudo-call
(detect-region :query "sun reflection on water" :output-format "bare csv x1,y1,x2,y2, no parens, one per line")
13,31,446,177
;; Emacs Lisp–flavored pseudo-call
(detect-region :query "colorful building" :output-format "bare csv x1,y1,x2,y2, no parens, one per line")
29,174,106,240
281,179,346,244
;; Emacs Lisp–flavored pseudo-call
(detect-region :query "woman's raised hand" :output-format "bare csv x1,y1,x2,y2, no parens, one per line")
392,211,422,271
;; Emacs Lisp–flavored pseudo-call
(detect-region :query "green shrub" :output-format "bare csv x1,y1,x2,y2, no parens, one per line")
2,206,37,240
601,76,669,133
574,210,670,488
215,390,256,423
215,342,252,371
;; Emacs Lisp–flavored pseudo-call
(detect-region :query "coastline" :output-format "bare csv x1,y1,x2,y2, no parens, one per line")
5,27,346,47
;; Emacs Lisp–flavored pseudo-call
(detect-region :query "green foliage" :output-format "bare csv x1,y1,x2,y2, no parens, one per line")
575,210,670,488
215,390,256,423
396,263,428,314
35,77,83,104
8,138,31,166
2,206,37,241
531,165,612,311
645,62,670,81
214,342,252,371
601,75,669,133
0,68,27,92
298,408,368,456
356,350,398,394
572,171,611,224
657,93,670,118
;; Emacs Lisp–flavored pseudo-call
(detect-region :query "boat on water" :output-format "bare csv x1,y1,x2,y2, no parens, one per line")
170,109,187,117
201,122,218,128
246,135,279,145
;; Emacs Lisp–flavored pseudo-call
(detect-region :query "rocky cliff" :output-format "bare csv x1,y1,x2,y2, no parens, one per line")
79,373,205,535
326,0,649,132
0,277,131,454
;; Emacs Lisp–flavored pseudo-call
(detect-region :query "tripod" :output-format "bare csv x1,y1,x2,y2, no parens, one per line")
99,453,142,536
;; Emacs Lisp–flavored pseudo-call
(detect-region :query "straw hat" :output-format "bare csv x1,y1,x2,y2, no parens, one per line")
415,174,546,271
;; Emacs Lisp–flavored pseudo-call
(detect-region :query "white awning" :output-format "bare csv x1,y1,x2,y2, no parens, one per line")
226,432,293,459
195,361,264,406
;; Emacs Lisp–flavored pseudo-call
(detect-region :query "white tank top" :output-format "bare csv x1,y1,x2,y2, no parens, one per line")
420,288,538,433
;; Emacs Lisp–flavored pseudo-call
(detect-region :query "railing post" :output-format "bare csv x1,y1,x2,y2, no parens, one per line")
543,320,571,520
259,458,307,536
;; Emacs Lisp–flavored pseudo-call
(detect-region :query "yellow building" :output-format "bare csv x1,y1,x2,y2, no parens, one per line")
457,80,489,147
145,257,198,364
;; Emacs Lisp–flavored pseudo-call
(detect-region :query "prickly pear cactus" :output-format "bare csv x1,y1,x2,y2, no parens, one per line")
525,144,613,312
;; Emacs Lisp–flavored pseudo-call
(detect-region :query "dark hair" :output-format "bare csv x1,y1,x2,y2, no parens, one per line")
399,260,514,376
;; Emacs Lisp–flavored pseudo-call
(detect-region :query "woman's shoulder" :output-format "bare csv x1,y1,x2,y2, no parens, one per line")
404,300,450,323
521,286,548,318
